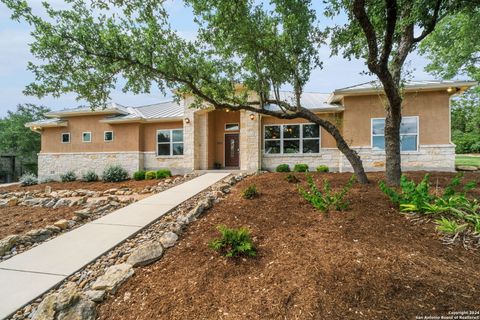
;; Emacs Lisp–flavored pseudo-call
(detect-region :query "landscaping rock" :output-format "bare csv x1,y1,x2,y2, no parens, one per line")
24,228,52,242
53,198,71,209
44,199,58,208
0,234,19,255
159,232,178,248
6,197,18,206
44,186,52,194
32,282,96,320
456,165,478,171
75,209,92,220
54,219,70,230
127,241,164,267
91,264,134,293
84,290,105,303
22,198,43,206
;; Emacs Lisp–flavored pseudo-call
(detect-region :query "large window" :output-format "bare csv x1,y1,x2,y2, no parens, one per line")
264,124,320,154
157,129,184,156
372,116,419,152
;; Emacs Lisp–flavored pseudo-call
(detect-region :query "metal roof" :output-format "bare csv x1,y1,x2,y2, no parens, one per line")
266,91,340,111
134,101,184,119
45,102,129,117
25,118,68,129
334,79,477,93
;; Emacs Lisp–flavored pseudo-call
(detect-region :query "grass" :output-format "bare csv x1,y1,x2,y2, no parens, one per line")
456,155,480,168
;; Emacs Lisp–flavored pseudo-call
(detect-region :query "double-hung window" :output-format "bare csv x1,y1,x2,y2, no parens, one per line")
372,116,419,152
264,124,320,154
157,129,184,156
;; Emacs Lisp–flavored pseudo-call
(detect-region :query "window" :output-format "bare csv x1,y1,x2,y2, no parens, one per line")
82,132,92,143
104,131,114,142
61,132,70,143
372,116,418,152
264,124,320,154
157,129,184,156
225,123,240,131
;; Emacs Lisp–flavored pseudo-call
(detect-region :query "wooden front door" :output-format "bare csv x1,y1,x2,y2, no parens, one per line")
225,133,240,167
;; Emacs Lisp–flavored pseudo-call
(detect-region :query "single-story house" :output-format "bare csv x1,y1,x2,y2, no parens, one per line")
27,80,476,180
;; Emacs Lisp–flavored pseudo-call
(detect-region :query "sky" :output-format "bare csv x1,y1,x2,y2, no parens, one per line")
0,0,434,117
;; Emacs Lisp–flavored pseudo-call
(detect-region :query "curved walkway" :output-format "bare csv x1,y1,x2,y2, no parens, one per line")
0,173,230,319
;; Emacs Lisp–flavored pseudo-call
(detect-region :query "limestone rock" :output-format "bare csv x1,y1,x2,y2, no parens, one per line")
91,263,134,293
74,209,91,220
127,242,164,267
84,290,105,303
53,199,71,209
6,197,18,206
44,186,52,194
159,232,178,248
456,165,478,171
24,228,52,242
33,282,96,320
0,234,19,255
54,219,70,230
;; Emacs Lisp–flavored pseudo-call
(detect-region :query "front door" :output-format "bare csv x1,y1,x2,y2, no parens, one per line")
225,133,240,167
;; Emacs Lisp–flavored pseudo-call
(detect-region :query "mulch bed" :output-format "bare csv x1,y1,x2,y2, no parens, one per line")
98,171,480,320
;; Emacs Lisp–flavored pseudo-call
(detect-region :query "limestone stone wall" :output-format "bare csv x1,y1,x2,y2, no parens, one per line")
240,111,261,171
142,152,190,175
38,152,143,181
262,149,341,172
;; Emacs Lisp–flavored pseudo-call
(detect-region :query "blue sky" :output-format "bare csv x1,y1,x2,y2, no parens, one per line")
0,0,433,117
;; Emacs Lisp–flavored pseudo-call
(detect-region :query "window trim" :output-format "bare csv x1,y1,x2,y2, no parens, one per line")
371,116,419,152
61,132,71,144
104,131,114,142
156,129,184,157
225,123,240,131
263,123,321,155
82,131,92,143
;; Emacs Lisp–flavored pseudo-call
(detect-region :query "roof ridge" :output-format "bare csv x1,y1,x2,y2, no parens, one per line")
133,100,177,109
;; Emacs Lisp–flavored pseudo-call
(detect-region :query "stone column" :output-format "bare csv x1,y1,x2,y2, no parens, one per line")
239,110,261,171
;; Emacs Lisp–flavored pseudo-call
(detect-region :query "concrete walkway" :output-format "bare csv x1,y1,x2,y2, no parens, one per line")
0,173,230,319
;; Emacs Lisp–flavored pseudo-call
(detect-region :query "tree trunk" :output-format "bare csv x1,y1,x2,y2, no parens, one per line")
384,105,402,186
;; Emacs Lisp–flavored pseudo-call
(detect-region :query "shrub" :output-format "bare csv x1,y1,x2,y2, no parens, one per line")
19,173,38,186
133,170,146,181
242,184,258,199
293,164,309,172
435,217,468,235
316,165,329,173
60,170,77,182
209,225,256,258
82,170,98,182
285,173,299,183
299,174,355,212
145,170,157,180
276,164,290,172
156,169,172,179
39,178,54,184
102,165,129,182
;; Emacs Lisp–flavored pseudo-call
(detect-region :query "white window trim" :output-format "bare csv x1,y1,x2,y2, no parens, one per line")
104,131,114,142
61,132,70,144
82,131,92,143
263,123,321,155
225,123,240,131
371,116,419,153
156,129,184,157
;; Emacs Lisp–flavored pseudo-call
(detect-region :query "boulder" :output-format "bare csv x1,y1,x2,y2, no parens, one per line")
127,242,164,267
456,165,478,172
159,232,178,248
32,282,96,320
44,199,58,208
22,198,43,206
84,290,105,303
74,209,92,220
24,228,52,242
53,199,71,209
6,197,18,206
91,264,134,293
44,186,52,194
0,234,19,255
54,219,70,230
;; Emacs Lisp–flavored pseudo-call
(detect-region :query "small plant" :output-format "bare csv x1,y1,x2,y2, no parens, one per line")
299,174,355,212
276,164,290,172
379,174,433,210
82,170,98,182
435,217,468,235
156,169,172,179
145,170,157,180
316,165,329,173
19,173,38,186
133,170,146,181
285,173,299,183
209,225,256,258
102,165,129,182
242,184,258,199
60,170,77,182
214,162,222,169
39,178,54,184
293,164,309,172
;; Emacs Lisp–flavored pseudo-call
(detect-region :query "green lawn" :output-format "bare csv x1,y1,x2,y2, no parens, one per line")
456,155,480,168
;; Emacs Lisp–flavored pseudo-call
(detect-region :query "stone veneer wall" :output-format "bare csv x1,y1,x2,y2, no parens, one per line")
240,110,261,171
262,149,341,172
142,152,190,175
38,152,143,181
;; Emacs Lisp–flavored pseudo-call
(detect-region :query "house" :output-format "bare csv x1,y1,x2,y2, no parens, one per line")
26,80,476,180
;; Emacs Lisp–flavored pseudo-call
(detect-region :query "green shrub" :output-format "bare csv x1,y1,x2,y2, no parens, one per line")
39,178,54,184
19,173,38,186
299,174,355,212
276,164,290,172
102,165,129,182
209,225,256,258
133,170,146,181
156,169,172,179
82,170,98,182
293,164,309,172
242,184,258,199
60,170,77,182
435,217,468,235
285,173,299,183
316,165,329,173
145,171,157,180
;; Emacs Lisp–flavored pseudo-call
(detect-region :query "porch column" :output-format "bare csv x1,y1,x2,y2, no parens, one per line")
239,110,261,171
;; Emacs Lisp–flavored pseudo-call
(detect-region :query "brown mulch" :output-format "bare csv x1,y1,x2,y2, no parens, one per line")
0,205,82,238
98,172,480,320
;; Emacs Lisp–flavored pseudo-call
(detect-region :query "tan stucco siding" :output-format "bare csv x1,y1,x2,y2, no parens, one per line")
40,115,141,153
140,121,184,152
342,91,451,147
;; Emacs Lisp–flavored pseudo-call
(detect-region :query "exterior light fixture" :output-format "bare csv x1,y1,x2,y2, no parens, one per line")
184,117,190,124
447,87,459,93
225,108,230,113
249,113,255,120
447,87,453,93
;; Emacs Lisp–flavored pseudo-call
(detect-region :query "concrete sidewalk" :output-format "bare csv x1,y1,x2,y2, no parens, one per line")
0,172,230,319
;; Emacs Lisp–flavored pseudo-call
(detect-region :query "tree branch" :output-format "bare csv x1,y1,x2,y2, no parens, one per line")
413,0,443,43
352,0,379,71
378,0,397,68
